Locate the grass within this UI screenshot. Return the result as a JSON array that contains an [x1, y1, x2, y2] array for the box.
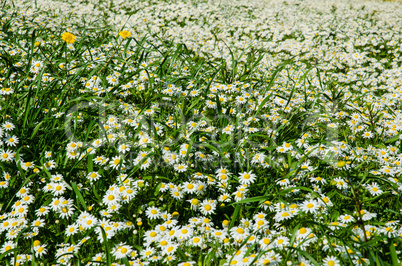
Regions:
[[0, 0, 402, 265]]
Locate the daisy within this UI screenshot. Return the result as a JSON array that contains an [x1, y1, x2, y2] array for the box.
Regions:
[[273, 236, 289, 249], [112, 244, 132, 259], [177, 226, 193, 240], [0, 180, 8, 188], [51, 183, 67, 196], [296, 227, 312, 240], [274, 210, 294, 222], [183, 182, 198, 194], [319, 194, 333, 207], [109, 156, 123, 170], [366, 182, 383, 196], [230, 226, 249, 242], [21, 194, 35, 204], [277, 179, 290, 187], [118, 143, 130, 154], [32, 219, 45, 228], [233, 190, 246, 202], [139, 135, 152, 146], [328, 221, 346, 230], [362, 131, 373, 139], [171, 188, 184, 200], [141, 247, 156, 258], [162, 243, 178, 255], [333, 177, 348, 190], [322, 256, 340, 266], [87, 172, 101, 183], [121, 187, 137, 201], [43, 160, 57, 170], [80, 215, 98, 230], [189, 236, 204, 247], [0, 150, 13, 162], [218, 193, 231, 202], [235, 95, 247, 104], [199, 199, 217, 215], [2, 122, 15, 131], [34, 244, 48, 258], [338, 214, 355, 223], [353, 258, 369, 265], [238, 171, 256, 185], [163, 255, 177, 263], [146, 207, 161, 220], [259, 237, 272, 250], [1, 241, 16, 255], [300, 200, 319, 214], [187, 198, 200, 211], [44, 151, 52, 158], [174, 164, 188, 173], [35, 206, 49, 217], [92, 139, 103, 148], [102, 191, 119, 206]]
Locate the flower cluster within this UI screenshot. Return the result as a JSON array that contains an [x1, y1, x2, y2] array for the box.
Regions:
[[0, 0, 402, 265]]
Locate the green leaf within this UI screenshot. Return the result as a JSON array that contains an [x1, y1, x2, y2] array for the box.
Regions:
[[121, 257, 131, 266], [389, 241, 399, 266], [229, 195, 269, 205], [71, 182, 87, 210], [99, 226, 112, 266], [176, 248, 187, 261], [229, 205, 241, 229]]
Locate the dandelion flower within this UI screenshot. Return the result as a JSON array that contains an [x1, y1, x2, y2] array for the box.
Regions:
[[119, 31, 131, 39], [62, 32, 76, 44]]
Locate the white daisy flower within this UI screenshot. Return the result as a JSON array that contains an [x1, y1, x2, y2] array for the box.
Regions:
[[145, 207, 161, 220], [238, 171, 257, 185]]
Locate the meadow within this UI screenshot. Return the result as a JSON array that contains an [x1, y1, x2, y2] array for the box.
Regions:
[[1, 0, 402, 265]]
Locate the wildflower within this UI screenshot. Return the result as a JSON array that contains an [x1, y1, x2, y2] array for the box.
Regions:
[[338, 214, 355, 223], [146, 207, 161, 220], [112, 243, 132, 259], [199, 199, 217, 215], [230, 226, 249, 242], [3, 122, 15, 131], [333, 177, 348, 190], [274, 210, 294, 222], [43, 160, 57, 170], [322, 256, 340, 266], [21, 161, 35, 171], [118, 143, 130, 154], [296, 227, 312, 240], [87, 172, 101, 183], [109, 156, 123, 169], [0, 150, 13, 162], [62, 32, 76, 44], [362, 131, 373, 139], [1, 241, 16, 256], [238, 171, 256, 185], [273, 236, 289, 249], [174, 164, 188, 173], [35, 206, 49, 217], [366, 182, 383, 196], [119, 31, 131, 39], [300, 200, 319, 214]]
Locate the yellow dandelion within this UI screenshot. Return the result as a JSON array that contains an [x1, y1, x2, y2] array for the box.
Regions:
[[61, 32, 76, 44]]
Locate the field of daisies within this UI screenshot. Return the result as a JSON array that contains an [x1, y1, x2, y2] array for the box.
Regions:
[[1, 0, 402, 265]]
